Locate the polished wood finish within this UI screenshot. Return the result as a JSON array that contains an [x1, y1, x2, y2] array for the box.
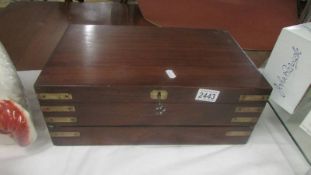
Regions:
[[35, 25, 271, 145], [244, 50, 271, 68], [49, 126, 253, 145], [0, 2, 152, 70], [36, 25, 271, 90]]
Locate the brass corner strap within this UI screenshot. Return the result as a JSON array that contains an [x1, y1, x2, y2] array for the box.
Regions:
[[231, 117, 257, 123], [41, 106, 76, 112], [45, 117, 77, 123], [38, 93, 72, 100], [50, 131, 80, 137], [235, 106, 263, 113], [225, 131, 251, 137], [239, 95, 269, 102]]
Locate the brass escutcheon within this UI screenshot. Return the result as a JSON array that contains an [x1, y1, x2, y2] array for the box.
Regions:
[[150, 90, 168, 100]]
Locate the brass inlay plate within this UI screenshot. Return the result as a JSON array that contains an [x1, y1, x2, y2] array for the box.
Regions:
[[235, 107, 263, 113], [50, 131, 80, 138], [231, 117, 258, 123], [41, 106, 76, 112], [239, 95, 269, 102], [45, 117, 77, 123], [225, 131, 251, 137], [150, 90, 168, 100], [38, 93, 72, 100]]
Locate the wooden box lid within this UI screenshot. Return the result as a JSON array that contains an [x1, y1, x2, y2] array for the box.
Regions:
[[35, 25, 271, 103]]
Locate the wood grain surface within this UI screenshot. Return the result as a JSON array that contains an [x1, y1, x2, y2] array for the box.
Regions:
[[36, 25, 271, 91]]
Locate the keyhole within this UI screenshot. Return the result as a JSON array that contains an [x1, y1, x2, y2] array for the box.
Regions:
[[156, 91, 166, 115], [157, 91, 162, 99]]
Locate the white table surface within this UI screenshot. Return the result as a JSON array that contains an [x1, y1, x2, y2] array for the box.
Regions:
[[0, 70, 310, 175]]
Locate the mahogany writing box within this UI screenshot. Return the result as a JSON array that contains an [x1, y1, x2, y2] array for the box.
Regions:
[[35, 25, 271, 145]]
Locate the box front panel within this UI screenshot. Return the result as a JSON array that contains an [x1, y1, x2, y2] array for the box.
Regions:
[[48, 126, 253, 145], [41, 102, 265, 126]]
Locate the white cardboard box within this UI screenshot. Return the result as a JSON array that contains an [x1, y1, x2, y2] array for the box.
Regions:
[[263, 22, 311, 114]]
